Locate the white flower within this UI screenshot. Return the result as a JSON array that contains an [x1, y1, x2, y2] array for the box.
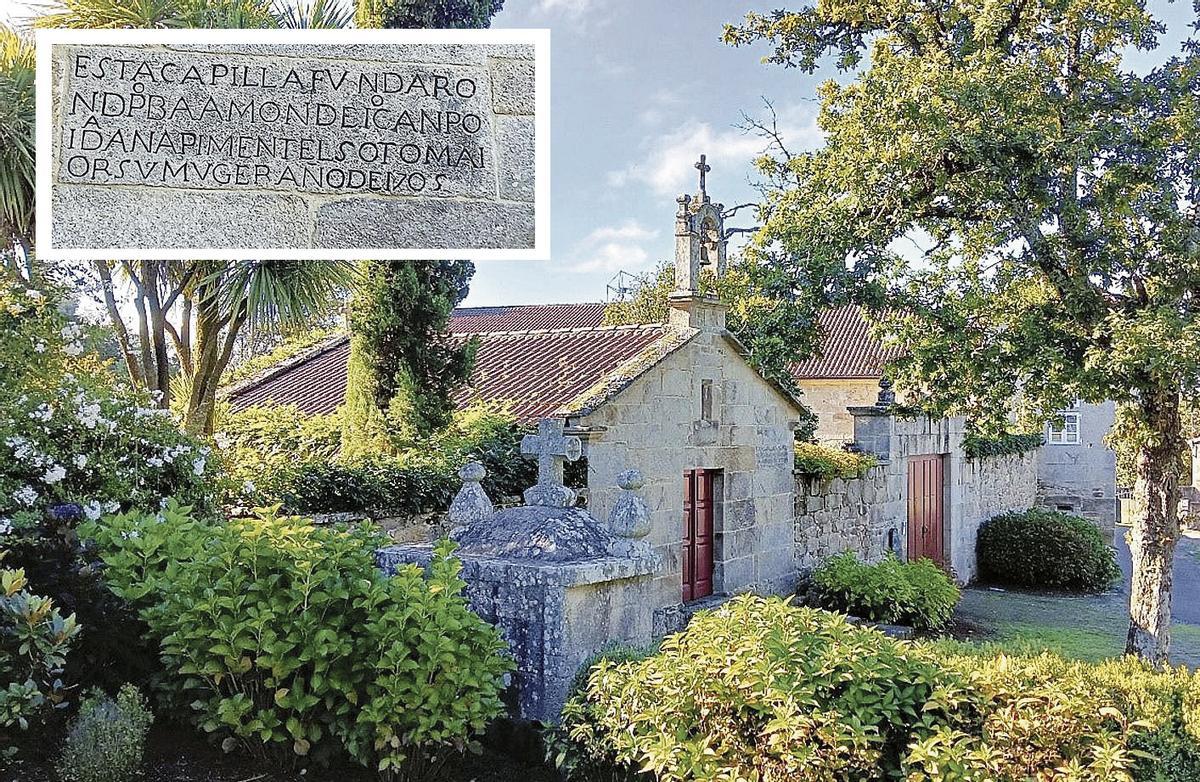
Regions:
[[64, 341, 84, 357], [13, 486, 37, 507], [103, 501, 119, 513], [83, 501, 102, 521], [30, 404, 52, 422], [0, 518, 11, 536], [192, 456, 206, 476], [74, 455, 88, 469], [41, 465, 66, 484], [24, 289, 44, 301], [61, 324, 81, 340], [243, 480, 256, 494], [120, 529, 141, 541], [77, 402, 102, 429], [147, 456, 164, 468], [33, 340, 46, 354]]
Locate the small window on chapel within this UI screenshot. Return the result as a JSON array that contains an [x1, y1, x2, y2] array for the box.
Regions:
[[700, 379, 714, 422], [1048, 409, 1082, 445]]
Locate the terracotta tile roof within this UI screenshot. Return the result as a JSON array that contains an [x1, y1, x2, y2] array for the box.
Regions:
[[225, 336, 350, 415], [224, 300, 890, 419], [449, 302, 608, 333], [455, 325, 672, 421], [225, 311, 672, 422], [790, 305, 900, 380]]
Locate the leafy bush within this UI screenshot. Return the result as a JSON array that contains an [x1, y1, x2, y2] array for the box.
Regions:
[[56, 684, 153, 782], [559, 596, 1155, 782], [793, 442, 877, 479], [84, 505, 510, 778], [220, 402, 544, 516], [548, 644, 658, 782], [977, 508, 1121, 592], [0, 558, 80, 760], [809, 552, 960, 633], [962, 431, 1045, 458]]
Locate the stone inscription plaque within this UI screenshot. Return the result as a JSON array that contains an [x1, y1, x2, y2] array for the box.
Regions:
[[47, 40, 538, 252]]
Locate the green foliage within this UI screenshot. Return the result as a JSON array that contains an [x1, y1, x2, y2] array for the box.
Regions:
[[962, 431, 1045, 459], [977, 509, 1122, 592], [84, 505, 511, 777], [222, 402, 540, 516], [723, 0, 1199, 661], [0, 559, 80, 760], [342, 261, 476, 456], [0, 26, 34, 251], [809, 552, 960, 633], [793, 442, 877, 480], [56, 685, 153, 782], [547, 644, 658, 782], [356, 0, 503, 29], [560, 596, 1162, 782]]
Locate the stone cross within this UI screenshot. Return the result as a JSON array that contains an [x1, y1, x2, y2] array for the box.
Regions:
[[694, 154, 710, 197], [521, 418, 582, 507]]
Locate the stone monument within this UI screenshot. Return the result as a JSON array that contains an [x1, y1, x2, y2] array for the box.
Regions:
[[377, 417, 661, 722], [46, 37, 538, 251]]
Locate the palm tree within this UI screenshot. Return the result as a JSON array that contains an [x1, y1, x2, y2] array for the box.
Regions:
[[35, 0, 356, 432], [0, 24, 34, 278]]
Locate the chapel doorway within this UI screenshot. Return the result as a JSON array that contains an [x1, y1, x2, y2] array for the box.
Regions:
[[682, 468, 716, 602], [906, 455, 945, 565]]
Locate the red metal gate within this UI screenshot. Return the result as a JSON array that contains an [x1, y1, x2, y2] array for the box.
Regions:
[[682, 468, 715, 602], [906, 455, 945, 565]]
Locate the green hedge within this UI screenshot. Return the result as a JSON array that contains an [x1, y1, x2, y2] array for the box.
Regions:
[[82, 503, 511, 777], [809, 552, 960, 633], [558, 596, 1199, 782], [793, 442, 878, 480], [977, 508, 1121, 592], [962, 431, 1045, 458]]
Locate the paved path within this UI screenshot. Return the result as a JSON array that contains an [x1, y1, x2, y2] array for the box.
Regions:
[[1115, 530, 1199, 625]]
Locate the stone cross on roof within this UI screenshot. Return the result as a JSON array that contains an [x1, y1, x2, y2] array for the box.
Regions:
[[694, 154, 710, 197], [521, 418, 582, 507]]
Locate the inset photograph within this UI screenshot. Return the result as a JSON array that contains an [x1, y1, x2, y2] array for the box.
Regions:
[[37, 29, 547, 258]]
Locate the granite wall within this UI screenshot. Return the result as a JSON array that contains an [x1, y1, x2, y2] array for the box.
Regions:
[[49, 41, 536, 250], [793, 410, 1039, 584]]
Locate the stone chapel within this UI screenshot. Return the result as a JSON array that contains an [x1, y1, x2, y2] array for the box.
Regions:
[[228, 166, 809, 631]]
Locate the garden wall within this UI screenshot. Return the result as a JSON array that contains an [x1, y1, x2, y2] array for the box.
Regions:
[[794, 408, 1039, 584]]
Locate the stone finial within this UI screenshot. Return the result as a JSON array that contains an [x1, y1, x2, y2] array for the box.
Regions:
[[449, 460, 494, 528], [520, 418, 582, 507], [876, 376, 896, 408], [608, 469, 651, 540]]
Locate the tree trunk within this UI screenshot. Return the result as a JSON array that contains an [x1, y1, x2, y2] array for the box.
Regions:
[[1125, 387, 1184, 664], [142, 262, 172, 408], [94, 261, 144, 387]]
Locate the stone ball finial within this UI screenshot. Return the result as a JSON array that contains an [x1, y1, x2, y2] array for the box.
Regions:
[[608, 468, 651, 545], [876, 376, 896, 408], [450, 460, 494, 530], [459, 460, 487, 483], [616, 468, 644, 491]]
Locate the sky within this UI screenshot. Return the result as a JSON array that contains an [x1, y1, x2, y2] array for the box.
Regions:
[[2, 0, 1197, 308]]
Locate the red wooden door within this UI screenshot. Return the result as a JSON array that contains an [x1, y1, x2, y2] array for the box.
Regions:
[[906, 455, 945, 565], [682, 469, 715, 602]]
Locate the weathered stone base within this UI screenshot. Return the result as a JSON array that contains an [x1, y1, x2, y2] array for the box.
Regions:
[[377, 544, 660, 723]]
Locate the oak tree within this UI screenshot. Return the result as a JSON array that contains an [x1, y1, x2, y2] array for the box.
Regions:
[[726, 0, 1200, 662]]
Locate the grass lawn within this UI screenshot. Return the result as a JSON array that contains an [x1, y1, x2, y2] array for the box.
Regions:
[[954, 586, 1200, 668]]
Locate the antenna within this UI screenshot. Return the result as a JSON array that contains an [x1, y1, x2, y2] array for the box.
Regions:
[[606, 270, 641, 302]]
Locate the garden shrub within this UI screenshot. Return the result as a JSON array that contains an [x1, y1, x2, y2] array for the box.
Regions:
[[961, 431, 1045, 458], [56, 684, 153, 782], [0, 278, 219, 691], [84, 505, 510, 778], [549, 644, 658, 782], [793, 442, 877, 479], [809, 552, 960, 633], [559, 596, 1153, 782], [0, 557, 80, 760], [977, 508, 1121, 592]]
